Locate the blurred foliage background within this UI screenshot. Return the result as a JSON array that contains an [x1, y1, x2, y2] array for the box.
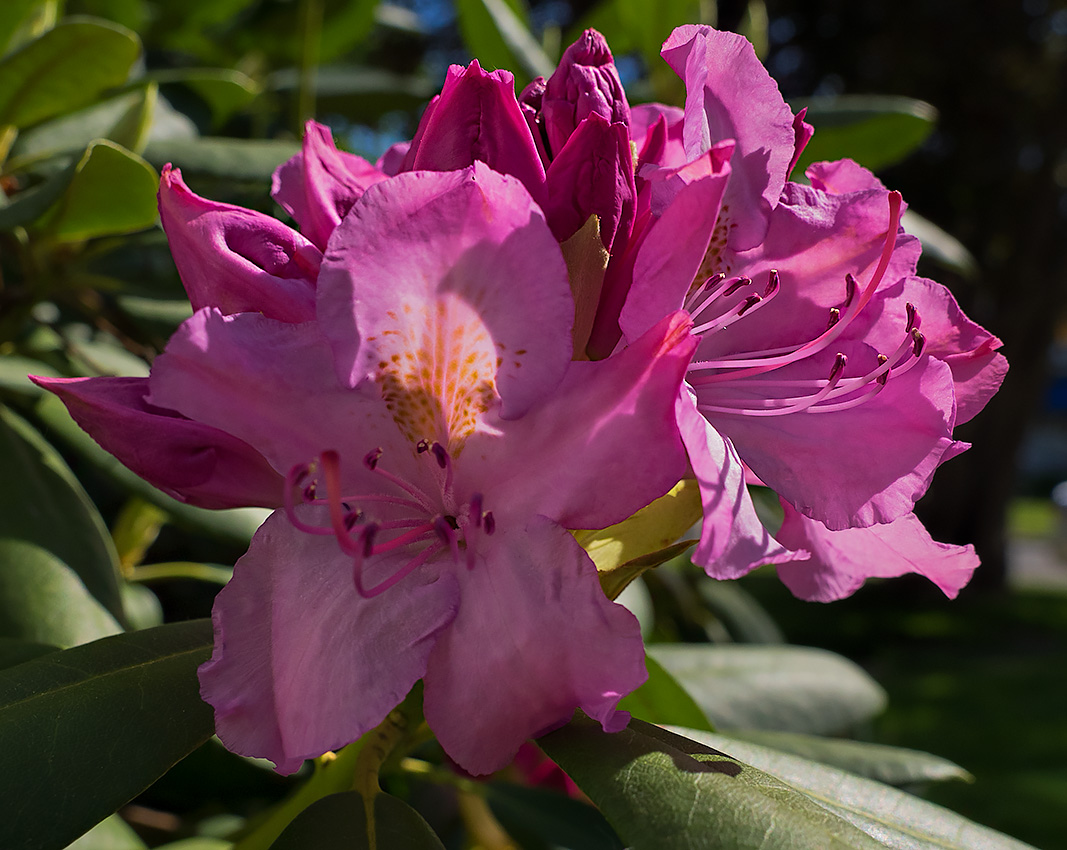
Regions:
[[1, 0, 1065, 848]]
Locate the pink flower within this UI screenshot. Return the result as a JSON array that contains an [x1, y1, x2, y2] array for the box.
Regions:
[[44, 163, 696, 775]]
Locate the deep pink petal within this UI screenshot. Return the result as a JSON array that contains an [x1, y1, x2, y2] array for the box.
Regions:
[[271, 120, 388, 250], [630, 103, 687, 169], [542, 29, 631, 158], [518, 76, 551, 166], [200, 512, 459, 774], [661, 25, 797, 249], [318, 164, 573, 423], [423, 518, 645, 776], [401, 61, 547, 207], [543, 112, 635, 251], [788, 107, 815, 178], [775, 501, 979, 601], [707, 353, 961, 530], [376, 140, 411, 175], [158, 165, 320, 323], [465, 311, 695, 531], [33, 375, 282, 509], [676, 389, 795, 577]]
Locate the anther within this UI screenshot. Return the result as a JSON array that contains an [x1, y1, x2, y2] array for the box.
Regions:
[[905, 302, 919, 333], [843, 274, 858, 308], [416, 439, 430, 453], [764, 270, 780, 297], [364, 447, 383, 470], [737, 294, 762, 316], [911, 329, 925, 356], [470, 493, 484, 527], [361, 524, 378, 557], [483, 512, 496, 535], [829, 353, 847, 381], [723, 276, 751, 297], [431, 442, 449, 470], [827, 307, 841, 330]]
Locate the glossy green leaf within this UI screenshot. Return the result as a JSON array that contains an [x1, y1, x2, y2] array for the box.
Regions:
[[64, 814, 147, 849], [649, 644, 887, 735], [724, 729, 972, 786], [121, 582, 164, 630], [142, 136, 300, 184], [155, 840, 232, 850], [539, 715, 884, 850], [0, 0, 48, 57], [675, 729, 1039, 850], [902, 208, 979, 278], [793, 95, 938, 175], [0, 405, 125, 622], [270, 791, 445, 850], [0, 620, 215, 850], [0, 539, 122, 645], [35, 393, 268, 547], [619, 653, 714, 732], [0, 153, 78, 230], [0, 637, 57, 670], [318, 0, 381, 64], [8, 85, 157, 167], [150, 69, 259, 128], [42, 140, 158, 241], [487, 782, 624, 849], [0, 17, 141, 129], [456, 0, 554, 81]]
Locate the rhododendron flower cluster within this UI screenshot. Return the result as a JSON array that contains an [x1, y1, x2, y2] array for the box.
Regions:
[[35, 23, 1005, 775]]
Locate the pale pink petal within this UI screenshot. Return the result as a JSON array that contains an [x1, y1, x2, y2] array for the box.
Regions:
[[806, 158, 887, 194], [400, 61, 547, 207], [158, 165, 320, 323], [318, 164, 573, 422], [423, 518, 645, 776], [775, 501, 979, 601], [200, 512, 459, 774], [661, 25, 797, 249], [676, 389, 795, 577], [271, 120, 388, 250], [464, 311, 695, 531], [33, 375, 282, 509]]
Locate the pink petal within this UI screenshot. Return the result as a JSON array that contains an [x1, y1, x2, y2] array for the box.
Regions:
[[318, 164, 574, 422], [543, 112, 635, 251], [542, 29, 631, 158], [775, 500, 979, 601], [788, 107, 815, 177], [200, 512, 459, 773], [464, 311, 695, 531], [376, 140, 411, 175], [676, 389, 795, 577], [271, 120, 388, 250], [33, 375, 282, 509], [630, 103, 687, 169], [400, 61, 547, 207], [423, 517, 645, 775], [661, 25, 797, 249], [806, 158, 887, 194], [158, 165, 320, 323]]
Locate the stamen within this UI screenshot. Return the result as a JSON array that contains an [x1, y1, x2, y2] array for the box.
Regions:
[[434, 516, 462, 565], [284, 462, 335, 536], [353, 540, 446, 599], [470, 493, 483, 528], [364, 447, 382, 470], [483, 512, 496, 535]]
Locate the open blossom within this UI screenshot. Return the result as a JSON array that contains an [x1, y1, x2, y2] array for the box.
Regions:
[[38, 162, 696, 775]]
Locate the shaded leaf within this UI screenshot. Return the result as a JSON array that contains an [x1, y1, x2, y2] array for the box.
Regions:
[[456, 0, 554, 82], [0, 405, 125, 622], [0, 620, 215, 850], [674, 729, 1039, 850], [142, 136, 300, 184], [0, 637, 58, 670], [696, 578, 785, 644], [649, 644, 887, 735], [539, 715, 884, 850], [487, 782, 624, 850], [42, 140, 159, 241], [723, 728, 972, 787], [64, 814, 147, 849], [618, 653, 714, 732], [151, 69, 260, 129], [0, 153, 78, 231], [902, 208, 979, 279], [0, 17, 140, 128], [794, 95, 938, 174], [0, 354, 59, 396], [270, 791, 445, 850]]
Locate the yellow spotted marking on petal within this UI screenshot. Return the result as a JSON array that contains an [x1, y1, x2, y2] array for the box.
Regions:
[[372, 294, 502, 453], [691, 204, 738, 295]]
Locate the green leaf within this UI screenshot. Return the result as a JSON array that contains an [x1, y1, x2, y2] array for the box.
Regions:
[[64, 814, 147, 849], [121, 582, 164, 630], [456, 0, 555, 82], [901, 208, 979, 279], [0, 0, 48, 58], [793, 95, 938, 175], [0, 152, 78, 230], [154, 840, 232, 850], [0, 405, 125, 623], [0, 620, 215, 850], [0, 637, 58, 670], [35, 393, 268, 548], [486, 782, 624, 850], [539, 715, 885, 850], [150, 69, 259, 129], [696, 579, 785, 644], [648, 644, 887, 735], [270, 791, 445, 850], [42, 139, 159, 241], [0, 539, 122, 645], [0, 17, 141, 129], [142, 136, 300, 184], [0, 354, 59, 396], [723, 729, 973, 786], [673, 729, 1040, 850], [619, 653, 714, 732]]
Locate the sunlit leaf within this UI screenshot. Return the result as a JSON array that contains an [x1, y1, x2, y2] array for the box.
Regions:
[[649, 644, 887, 734], [793, 95, 938, 175], [673, 729, 1039, 850], [0, 0, 48, 57], [270, 791, 445, 850], [539, 715, 884, 849], [0, 405, 125, 622], [0, 17, 140, 129], [619, 652, 714, 732], [64, 814, 147, 849], [0, 620, 215, 850], [456, 0, 554, 81]]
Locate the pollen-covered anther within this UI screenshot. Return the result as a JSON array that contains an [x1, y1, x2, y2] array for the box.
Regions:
[[364, 447, 383, 470], [911, 328, 925, 356]]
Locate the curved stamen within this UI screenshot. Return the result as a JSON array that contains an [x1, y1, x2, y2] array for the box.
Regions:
[[284, 463, 336, 536], [353, 540, 446, 599]]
